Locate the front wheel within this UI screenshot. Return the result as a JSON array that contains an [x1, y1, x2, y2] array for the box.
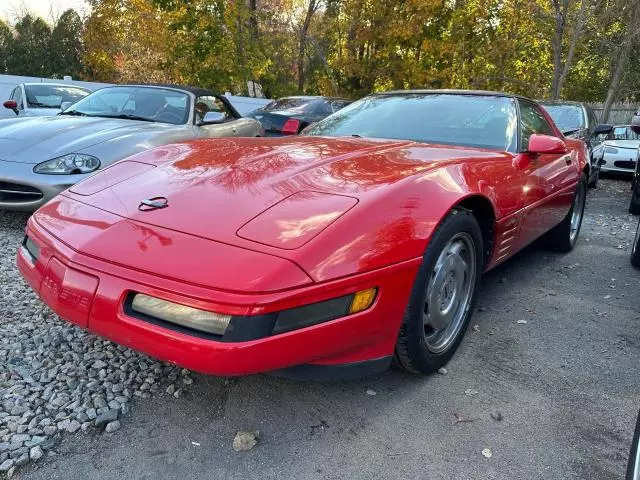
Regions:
[[394, 209, 483, 374], [544, 173, 587, 252], [629, 178, 640, 215], [588, 167, 599, 189], [631, 220, 640, 268]]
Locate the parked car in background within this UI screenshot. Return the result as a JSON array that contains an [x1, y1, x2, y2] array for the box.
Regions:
[[0, 84, 263, 211], [628, 113, 640, 214], [3, 83, 91, 117], [627, 409, 640, 478], [246, 96, 352, 136], [539, 100, 612, 187], [17, 90, 590, 380], [592, 125, 640, 176]]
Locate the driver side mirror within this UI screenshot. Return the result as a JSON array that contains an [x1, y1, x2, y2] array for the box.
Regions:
[[199, 111, 226, 125], [528, 134, 567, 155], [593, 124, 613, 136], [3, 100, 18, 115], [60, 101, 73, 112]]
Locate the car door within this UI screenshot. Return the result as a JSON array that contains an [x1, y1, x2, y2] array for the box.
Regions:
[[517, 100, 576, 242]]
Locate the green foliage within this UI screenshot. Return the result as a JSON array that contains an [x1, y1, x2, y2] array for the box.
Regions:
[[50, 9, 84, 78], [6, 15, 52, 77]]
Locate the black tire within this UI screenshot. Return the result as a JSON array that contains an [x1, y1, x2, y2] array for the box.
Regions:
[[629, 178, 640, 215], [631, 220, 640, 268], [394, 209, 483, 374], [588, 167, 599, 189], [544, 173, 587, 253]]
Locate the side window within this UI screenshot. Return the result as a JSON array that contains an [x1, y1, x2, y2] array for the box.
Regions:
[[518, 100, 555, 151], [194, 96, 233, 123]]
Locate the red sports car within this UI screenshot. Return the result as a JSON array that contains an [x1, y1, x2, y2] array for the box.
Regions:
[[17, 90, 589, 380]]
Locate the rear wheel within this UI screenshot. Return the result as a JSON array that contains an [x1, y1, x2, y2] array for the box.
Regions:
[[394, 209, 483, 374], [544, 173, 587, 252], [631, 220, 640, 268], [629, 178, 640, 215]]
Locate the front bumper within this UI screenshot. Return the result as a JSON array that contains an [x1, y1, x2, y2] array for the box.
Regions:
[[599, 151, 637, 174], [17, 217, 419, 377], [0, 159, 89, 211]]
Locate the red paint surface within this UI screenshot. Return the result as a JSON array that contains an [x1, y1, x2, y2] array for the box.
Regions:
[[18, 128, 586, 375]]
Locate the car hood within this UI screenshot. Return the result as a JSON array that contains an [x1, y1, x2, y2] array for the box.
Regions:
[[0, 116, 182, 164], [604, 139, 640, 150], [62, 136, 503, 249]]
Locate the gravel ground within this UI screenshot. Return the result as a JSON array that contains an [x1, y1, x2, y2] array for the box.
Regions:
[[0, 178, 638, 480]]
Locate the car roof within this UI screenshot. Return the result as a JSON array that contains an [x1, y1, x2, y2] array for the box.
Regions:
[[22, 82, 91, 90], [537, 100, 585, 106], [376, 89, 535, 102], [119, 83, 219, 97], [276, 96, 352, 102]]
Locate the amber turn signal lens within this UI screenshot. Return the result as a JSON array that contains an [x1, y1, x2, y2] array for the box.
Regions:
[[349, 288, 377, 314]]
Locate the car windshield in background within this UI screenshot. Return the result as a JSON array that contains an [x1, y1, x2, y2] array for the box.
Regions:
[[261, 98, 315, 113], [63, 86, 190, 125], [540, 104, 584, 134], [24, 85, 89, 108], [607, 126, 640, 141], [305, 94, 518, 152]]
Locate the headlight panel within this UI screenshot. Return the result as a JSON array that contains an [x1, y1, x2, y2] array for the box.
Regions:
[[34, 154, 100, 175], [603, 147, 618, 155], [126, 288, 378, 342]]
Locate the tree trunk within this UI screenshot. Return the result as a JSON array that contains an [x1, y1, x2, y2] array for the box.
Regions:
[[297, 0, 318, 93], [601, 0, 640, 122], [550, 0, 569, 99], [555, 0, 589, 97]]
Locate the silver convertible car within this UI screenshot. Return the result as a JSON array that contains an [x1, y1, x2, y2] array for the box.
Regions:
[[0, 84, 264, 211]]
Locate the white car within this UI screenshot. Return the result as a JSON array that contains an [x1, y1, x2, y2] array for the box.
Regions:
[[593, 125, 640, 174], [3, 83, 91, 118]]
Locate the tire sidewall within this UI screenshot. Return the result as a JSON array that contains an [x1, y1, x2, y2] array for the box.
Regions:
[[402, 210, 483, 371]]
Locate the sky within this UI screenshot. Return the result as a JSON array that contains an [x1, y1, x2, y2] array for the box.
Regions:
[[0, 0, 89, 23]]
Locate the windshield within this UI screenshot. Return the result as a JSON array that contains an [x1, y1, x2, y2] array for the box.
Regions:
[[305, 94, 518, 152], [606, 126, 640, 141], [64, 86, 190, 125], [24, 85, 89, 108], [539, 104, 585, 133], [261, 98, 317, 113]]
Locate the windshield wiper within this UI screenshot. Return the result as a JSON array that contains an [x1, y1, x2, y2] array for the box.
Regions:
[[100, 114, 155, 122], [28, 102, 54, 108], [60, 110, 90, 116], [562, 128, 581, 136]]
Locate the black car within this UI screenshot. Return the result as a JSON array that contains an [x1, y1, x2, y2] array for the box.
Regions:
[[539, 100, 612, 188], [246, 96, 352, 136], [628, 409, 640, 479], [628, 111, 640, 215]]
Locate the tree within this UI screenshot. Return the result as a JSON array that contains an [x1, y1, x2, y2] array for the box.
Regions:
[[50, 9, 84, 78], [6, 14, 52, 77], [601, 0, 640, 121], [0, 20, 12, 74]]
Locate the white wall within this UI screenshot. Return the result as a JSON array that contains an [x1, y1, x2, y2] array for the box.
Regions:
[[224, 92, 271, 115]]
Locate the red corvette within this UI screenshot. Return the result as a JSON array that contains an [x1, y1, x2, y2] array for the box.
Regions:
[[17, 90, 589, 379]]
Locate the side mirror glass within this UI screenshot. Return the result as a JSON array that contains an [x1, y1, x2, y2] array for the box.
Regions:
[[199, 111, 226, 125], [3, 100, 18, 115], [528, 134, 567, 155], [60, 101, 73, 112], [593, 124, 613, 136]]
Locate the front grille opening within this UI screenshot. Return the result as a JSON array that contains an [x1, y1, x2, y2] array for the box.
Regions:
[[614, 160, 636, 170], [0, 182, 43, 203]]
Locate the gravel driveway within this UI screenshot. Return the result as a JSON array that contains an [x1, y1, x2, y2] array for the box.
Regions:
[[1, 178, 638, 480]]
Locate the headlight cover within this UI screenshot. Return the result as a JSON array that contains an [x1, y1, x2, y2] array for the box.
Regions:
[[603, 147, 619, 155], [34, 154, 100, 175]]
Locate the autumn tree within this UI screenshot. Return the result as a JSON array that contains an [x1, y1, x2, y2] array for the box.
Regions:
[[0, 20, 11, 74]]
